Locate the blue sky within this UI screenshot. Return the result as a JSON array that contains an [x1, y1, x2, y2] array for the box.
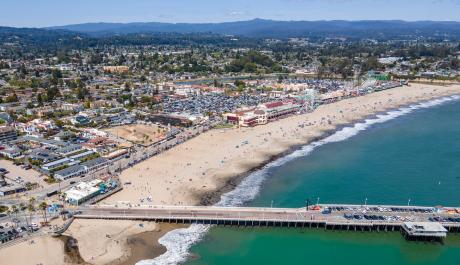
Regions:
[[1, 0, 460, 27]]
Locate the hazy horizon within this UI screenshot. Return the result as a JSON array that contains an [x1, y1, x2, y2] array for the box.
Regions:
[[2, 18, 460, 30], [51, 18, 460, 27], [1, 0, 459, 28]]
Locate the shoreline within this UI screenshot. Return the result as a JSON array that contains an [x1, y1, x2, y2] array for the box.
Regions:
[[115, 224, 184, 265], [147, 84, 460, 264], [2, 83, 460, 265], [195, 128, 337, 206], [194, 92, 460, 208]]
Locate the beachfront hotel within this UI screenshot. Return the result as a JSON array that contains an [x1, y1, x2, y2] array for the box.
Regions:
[[223, 100, 302, 127]]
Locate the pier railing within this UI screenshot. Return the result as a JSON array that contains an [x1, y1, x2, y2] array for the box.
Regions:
[[70, 203, 460, 239]]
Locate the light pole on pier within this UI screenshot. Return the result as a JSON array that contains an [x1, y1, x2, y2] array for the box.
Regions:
[[407, 198, 411, 206], [316, 197, 320, 206], [306, 198, 313, 211], [271, 200, 273, 208], [365, 198, 368, 206]]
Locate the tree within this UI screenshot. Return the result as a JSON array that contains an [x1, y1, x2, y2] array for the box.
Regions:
[[60, 192, 67, 217], [124, 82, 131, 91], [30, 78, 41, 88], [57, 50, 69, 63], [19, 202, 27, 229], [46, 86, 59, 101], [0, 205, 8, 213], [39, 201, 48, 223], [27, 197, 36, 231], [84, 100, 91, 109], [337, 58, 353, 79], [51, 69, 62, 83], [11, 205, 17, 214], [19, 63, 28, 77], [118, 54, 126, 65], [361, 56, 381, 74], [11, 205, 19, 227], [278, 75, 284, 83], [5, 93, 18, 103], [234, 80, 245, 88], [37, 93, 43, 106], [6, 208, 12, 221], [77, 85, 89, 100]]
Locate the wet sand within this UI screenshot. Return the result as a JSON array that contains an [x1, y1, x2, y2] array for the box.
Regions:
[[2, 83, 460, 265], [60, 235, 90, 265], [117, 224, 184, 265]]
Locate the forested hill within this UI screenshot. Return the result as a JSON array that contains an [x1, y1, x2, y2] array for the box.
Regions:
[[49, 19, 460, 40], [0, 27, 84, 47], [1, 19, 460, 53], [0, 27, 259, 52]]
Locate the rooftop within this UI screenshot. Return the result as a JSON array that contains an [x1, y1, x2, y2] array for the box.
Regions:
[[402, 222, 448, 237], [65, 180, 102, 201]]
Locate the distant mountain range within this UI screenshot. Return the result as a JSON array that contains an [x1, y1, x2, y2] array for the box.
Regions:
[[48, 19, 460, 39], [1, 19, 460, 51]]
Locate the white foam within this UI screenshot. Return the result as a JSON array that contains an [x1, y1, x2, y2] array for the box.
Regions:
[[138, 95, 460, 265], [136, 224, 210, 265]]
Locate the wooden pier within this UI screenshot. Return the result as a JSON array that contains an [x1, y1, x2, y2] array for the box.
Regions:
[[60, 204, 460, 240]]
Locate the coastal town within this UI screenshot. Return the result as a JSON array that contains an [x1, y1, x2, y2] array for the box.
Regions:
[[0, 13, 460, 265]]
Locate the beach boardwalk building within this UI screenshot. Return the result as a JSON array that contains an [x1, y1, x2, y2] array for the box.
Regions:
[[223, 100, 301, 127], [402, 222, 448, 240], [64, 179, 103, 205], [54, 157, 110, 181]]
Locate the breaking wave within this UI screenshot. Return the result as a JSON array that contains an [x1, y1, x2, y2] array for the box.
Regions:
[[137, 94, 460, 265]]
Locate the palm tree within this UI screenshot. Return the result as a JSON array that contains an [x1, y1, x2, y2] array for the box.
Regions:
[[27, 203, 35, 231], [19, 202, 29, 230], [10, 205, 17, 216], [6, 209, 12, 225], [39, 202, 48, 224], [11, 205, 19, 228], [60, 193, 67, 218], [28, 197, 36, 224]]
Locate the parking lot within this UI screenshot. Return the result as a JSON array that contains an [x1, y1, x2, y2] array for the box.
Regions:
[[0, 218, 40, 244], [322, 205, 460, 223], [163, 93, 271, 115], [0, 160, 47, 190]]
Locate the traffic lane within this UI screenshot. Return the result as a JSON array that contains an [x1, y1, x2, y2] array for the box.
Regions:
[[76, 208, 457, 223], [78, 209, 338, 221], [82, 206, 445, 217]]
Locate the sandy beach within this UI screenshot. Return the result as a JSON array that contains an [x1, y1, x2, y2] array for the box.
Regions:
[[105, 83, 460, 208], [0, 220, 177, 265], [65, 219, 161, 265], [0, 236, 66, 265], [2, 83, 460, 265]]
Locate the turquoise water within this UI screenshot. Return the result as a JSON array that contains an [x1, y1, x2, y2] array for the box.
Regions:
[[185, 98, 460, 265]]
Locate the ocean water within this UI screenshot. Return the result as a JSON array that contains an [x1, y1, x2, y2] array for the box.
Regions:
[[140, 95, 460, 265]]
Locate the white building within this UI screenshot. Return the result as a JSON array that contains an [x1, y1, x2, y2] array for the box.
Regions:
[[64, 179, 102, 205]]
